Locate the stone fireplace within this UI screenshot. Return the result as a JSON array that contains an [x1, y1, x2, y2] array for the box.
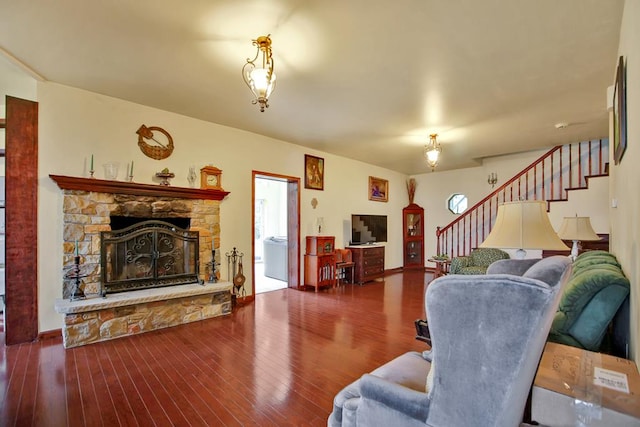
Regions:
[[50, 175, 232, 348]]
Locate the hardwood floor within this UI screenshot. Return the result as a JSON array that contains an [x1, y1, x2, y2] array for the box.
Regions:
[[0, 271, 431, 426]]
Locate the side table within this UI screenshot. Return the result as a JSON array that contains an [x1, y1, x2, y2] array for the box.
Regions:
[[428, 258, 451, 278]]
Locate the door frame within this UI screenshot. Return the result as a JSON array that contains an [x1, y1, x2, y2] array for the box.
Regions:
[[252, 171, 300, 293]]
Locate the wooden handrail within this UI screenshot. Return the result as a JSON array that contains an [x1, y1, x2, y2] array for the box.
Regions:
[[436, 140, 608, 257]]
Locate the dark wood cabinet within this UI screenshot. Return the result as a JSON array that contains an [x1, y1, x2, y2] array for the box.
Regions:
[[304, 236, 336, 292], [403, 203, 424, 269], [348, 245, 385, 284]]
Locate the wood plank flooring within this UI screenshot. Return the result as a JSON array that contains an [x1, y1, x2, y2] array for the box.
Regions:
[[0, 271, 431, 426]]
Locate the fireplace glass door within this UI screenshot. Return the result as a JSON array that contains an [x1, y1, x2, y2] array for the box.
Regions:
[[101, 220, 199, 295]]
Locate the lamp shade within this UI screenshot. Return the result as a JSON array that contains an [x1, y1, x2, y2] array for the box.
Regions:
[[557, 216, 601, 241], [480, 201, 569, 252]]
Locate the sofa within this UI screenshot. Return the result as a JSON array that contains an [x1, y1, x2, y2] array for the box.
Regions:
[[449, 248, 510, 275], [546, 250, 630, 354], [328, 255, 572, 427]]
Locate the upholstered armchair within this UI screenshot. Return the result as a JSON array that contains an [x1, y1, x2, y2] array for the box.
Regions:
[[449, 247, 510, 275], [328, 256, 572, 427]]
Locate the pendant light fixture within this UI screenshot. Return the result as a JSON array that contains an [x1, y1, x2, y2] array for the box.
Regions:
[[424, 134, 442, 171], [242, 35, 276, 112]]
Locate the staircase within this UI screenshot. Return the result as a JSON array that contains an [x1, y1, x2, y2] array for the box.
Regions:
[[436, 139, 609, 258]]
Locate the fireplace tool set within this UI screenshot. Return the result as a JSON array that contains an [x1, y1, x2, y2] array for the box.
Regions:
[[226, 247, 246, 299]]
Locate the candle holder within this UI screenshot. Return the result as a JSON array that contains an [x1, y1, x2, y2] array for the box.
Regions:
[[156, 171, 175, 186], [64, 256, 87, 301], [207, 261, 218, 283], [128, 173, 134, 183], [89, 169, 95, 179], [208, 249, 218, 283]]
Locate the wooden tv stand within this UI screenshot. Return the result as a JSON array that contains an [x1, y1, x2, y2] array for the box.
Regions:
[[348, 245, 385, 284]]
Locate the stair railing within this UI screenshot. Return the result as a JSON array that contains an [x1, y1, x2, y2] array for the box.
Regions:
[[436, 139, 608, 258]]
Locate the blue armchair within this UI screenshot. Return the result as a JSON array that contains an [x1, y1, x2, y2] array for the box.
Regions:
[[328, 256, 571, 427]]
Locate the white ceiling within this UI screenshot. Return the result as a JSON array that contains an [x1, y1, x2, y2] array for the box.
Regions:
[[0, 0, 624, 174]]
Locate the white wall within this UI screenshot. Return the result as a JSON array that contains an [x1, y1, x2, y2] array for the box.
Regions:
[[35, 82, 407, 332], [611, 0, 640, 364]]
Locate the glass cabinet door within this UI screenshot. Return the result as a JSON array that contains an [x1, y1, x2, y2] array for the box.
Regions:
[[405, 241, 423, 264], [405, 213, 422, 237]]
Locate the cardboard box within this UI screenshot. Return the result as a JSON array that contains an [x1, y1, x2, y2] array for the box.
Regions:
[[532, 342, 640, 426]]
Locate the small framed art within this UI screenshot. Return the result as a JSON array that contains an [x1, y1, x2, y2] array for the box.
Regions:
[[304, 154, 324, 190], [369, 176, 388, 202], [613, 55, 627, 165]]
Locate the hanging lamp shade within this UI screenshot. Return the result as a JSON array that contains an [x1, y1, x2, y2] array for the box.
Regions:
[[424, 134, 441, 171], [242, 35, 276, 112]]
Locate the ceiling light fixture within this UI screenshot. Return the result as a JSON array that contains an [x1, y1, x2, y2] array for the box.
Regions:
[[242, 35, 276, 112], [424, 134, 442, 171]]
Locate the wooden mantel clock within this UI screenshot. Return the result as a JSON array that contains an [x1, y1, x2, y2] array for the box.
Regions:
[[200, 166, 223, 190]]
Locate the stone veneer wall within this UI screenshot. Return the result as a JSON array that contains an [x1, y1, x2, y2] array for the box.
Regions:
[[61, 190, 220, 298]]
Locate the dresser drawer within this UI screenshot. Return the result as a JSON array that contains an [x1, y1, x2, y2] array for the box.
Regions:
[[363, 247, 384, 258], [363, 256, 384, 267], [363, 265, 384, 276]]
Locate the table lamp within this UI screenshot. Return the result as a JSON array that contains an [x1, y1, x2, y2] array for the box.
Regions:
[[480, 200, 569, 259], [557, 215, 601, 260]]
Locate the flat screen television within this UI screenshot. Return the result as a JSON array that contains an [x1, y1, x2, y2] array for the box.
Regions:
[[351, 214, 387, 244]]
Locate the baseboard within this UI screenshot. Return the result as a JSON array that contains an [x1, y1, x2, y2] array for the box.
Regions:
[[38, 329, 62, 340]]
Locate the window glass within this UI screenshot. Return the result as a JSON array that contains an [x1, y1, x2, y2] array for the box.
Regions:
[[447, 193, 468, 214]]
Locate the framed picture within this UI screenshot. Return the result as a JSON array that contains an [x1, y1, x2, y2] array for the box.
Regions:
[[304, 154, 324, 190], [369, 176, 388, 202], [613, 55, 627, 165]]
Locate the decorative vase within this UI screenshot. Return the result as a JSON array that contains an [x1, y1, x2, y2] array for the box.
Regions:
[[406, 178, 417, 204], [103, 162, 120, 180], [187, 166, 197, 188]]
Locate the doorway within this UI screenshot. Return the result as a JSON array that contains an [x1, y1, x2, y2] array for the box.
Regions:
[[252, 172, 300, 294]]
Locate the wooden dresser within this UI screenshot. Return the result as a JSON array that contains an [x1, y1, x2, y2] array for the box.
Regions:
[[348, 245, 385, 284], [304, 236, 336, 292]]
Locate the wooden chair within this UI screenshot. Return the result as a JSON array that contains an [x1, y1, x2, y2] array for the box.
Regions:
[[335, 249, 355, 285]]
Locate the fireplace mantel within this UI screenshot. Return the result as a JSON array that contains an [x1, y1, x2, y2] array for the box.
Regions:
[[49, 174, 230, 200]]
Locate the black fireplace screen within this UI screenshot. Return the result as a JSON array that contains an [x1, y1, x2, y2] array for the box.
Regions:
[[101, 220, 199, 296]]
